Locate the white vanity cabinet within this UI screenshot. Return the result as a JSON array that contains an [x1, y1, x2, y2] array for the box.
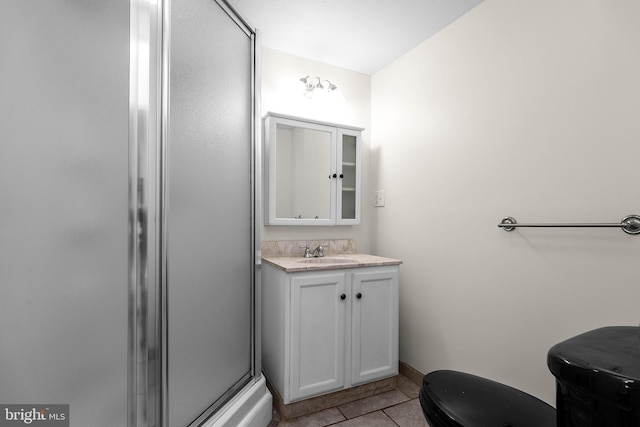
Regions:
[[264, 113, 363, 226], [261, 262, 399, 404]]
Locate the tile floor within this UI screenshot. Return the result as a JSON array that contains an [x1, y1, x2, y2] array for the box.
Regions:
[[268, 375, 428, 427]]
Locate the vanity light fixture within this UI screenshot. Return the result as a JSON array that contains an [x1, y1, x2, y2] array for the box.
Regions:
[[299, 75, 338, 98]]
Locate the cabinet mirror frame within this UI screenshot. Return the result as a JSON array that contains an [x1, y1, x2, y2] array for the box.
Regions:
[[264, 112, 363, 226]]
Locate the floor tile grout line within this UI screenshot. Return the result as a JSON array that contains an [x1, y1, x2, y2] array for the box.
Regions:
[[323, 410, 402, 427], [271, 374, 422, 426], [333, 395, 416, 425]]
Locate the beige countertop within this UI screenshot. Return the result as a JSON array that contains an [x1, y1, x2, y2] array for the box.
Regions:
[[261, 253, 402, 273]]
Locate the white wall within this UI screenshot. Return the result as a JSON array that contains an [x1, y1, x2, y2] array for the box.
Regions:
[[261, 48, 373, 251], [372, 0, 640, 404]]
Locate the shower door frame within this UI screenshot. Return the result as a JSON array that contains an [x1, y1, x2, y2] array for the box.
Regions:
[[129, 0, 261, 425]]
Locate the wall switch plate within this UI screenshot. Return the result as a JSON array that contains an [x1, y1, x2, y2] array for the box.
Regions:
[[375, 190, 385, 207]]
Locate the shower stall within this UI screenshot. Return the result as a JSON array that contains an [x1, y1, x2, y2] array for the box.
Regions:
[[0, 0, 271, 426]]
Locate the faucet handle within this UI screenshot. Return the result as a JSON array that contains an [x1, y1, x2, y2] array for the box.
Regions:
[[299, 245, 312, 258], [312, 245, 324, 257]]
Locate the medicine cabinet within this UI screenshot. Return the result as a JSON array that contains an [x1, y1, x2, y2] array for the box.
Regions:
[[264, 112, 363, 226]]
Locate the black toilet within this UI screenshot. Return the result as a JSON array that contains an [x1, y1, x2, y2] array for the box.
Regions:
[[419, 326, 640, 427]]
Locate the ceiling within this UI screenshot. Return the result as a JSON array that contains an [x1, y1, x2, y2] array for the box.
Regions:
[[231, 0, 484, 75]]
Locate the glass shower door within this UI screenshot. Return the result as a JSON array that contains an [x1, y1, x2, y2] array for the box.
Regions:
[[0, 1, 130, 426], [1, 1, 258, 425], [164, 0, 255, 425]]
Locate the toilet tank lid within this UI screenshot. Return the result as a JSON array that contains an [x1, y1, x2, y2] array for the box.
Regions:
[[548, 326, 640, 402]]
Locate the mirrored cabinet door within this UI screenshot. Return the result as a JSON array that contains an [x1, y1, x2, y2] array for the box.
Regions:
[[264, 113, 363, 226], [274, 120, 336, 222]]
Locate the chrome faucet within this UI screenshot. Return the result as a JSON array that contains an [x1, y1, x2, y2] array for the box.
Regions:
[[299, 244, 325, 258], [300, 245, 313, 258], [311, 245, 324, 257]]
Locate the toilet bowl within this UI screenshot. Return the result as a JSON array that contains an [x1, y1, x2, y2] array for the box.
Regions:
[[419, 326, 640, 427]]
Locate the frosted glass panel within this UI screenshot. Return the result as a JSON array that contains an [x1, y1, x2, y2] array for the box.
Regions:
[[167, 0, 253, 425], [0, 1, 130, 426], [341, 135, 358, 220]]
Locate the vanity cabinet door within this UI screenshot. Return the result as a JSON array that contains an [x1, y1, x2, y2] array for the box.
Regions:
[[290, 272, 347, 401], [351, 268, 399, 386]]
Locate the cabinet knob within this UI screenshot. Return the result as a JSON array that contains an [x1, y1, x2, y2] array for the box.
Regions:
[[332, 173, 338, 178], [339, 173, 344, 179], [356, 292, 362, 299], [340, 293, 346, 300]]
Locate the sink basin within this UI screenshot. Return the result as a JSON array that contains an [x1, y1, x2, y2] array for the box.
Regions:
[[298, 258, 357, 264]]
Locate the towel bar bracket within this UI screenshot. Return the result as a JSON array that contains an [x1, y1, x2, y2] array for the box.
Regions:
[[499, 217, 517, 232], [621, 215, 640, 234], [498, 214, 640, 235]]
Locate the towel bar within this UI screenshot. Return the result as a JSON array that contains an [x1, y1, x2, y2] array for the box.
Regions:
[[498, 214, 640, 235]]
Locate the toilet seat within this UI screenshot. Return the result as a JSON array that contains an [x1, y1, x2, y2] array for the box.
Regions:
[[419, 370, 556, 427]]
